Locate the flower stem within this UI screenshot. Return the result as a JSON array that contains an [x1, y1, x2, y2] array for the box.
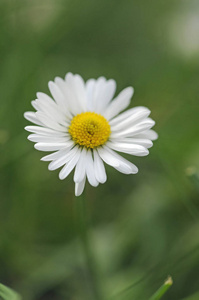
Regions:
[[75, 194, 103, 300], [149, 276, 173, 300]]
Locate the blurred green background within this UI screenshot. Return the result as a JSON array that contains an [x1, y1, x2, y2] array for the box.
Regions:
[[0, 0, 199, 299]]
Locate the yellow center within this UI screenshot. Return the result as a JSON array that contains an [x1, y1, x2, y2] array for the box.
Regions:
[[69, 112, 111, 149]]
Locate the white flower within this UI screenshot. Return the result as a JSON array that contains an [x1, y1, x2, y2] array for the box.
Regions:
[[24, 73, 158, 196]]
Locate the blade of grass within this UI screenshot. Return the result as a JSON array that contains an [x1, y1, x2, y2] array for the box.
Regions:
[[149, 276, 173, 300], [0, 283, 21, 300]]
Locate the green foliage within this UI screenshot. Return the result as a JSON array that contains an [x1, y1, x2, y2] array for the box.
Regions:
[[0, 0, 199, 299]]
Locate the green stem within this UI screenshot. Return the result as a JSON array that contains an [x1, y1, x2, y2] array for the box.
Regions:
[[75, 194, 103, 300], [0, 283, 21, 300], [149, 276, 173, 300]]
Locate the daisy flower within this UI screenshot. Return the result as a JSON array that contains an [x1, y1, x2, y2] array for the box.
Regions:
[[24, 73, 157, 196]]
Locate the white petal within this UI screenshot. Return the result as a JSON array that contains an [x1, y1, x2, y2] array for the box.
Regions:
[[31, 100, 39, 111], [110, 106, 147, 126], [103, 87, 134, 120], [34, 95, 56, 112], [103, 146, 138, 174], [24, 112, 43, 126], [86, 79, 96, 111], [74, 74, 87, 111], [36, 92, 66, 116], [133, 129, 158, 141], [59, 148, 81, 180], [100, 79, 116, 110], [74, 148, 87, 183], [85, 150, 99, 187], [93, 149, 107, 183], [37, 90, 71, 121], [75, 175, 86, 196], [65, 73, 86, 113], [34, 141, 73, 152], [48, 146, 79, 171], [57, 75, 81, 116], [106, 141, 149, 156], [33, 98, 69, 127], [41, 147, 73, 161], [111, 108, 150, 132], [48, 81, 71, 116], [97, 147, 120, 167], [92, 77, 106, 111], [95, 79, 116, 113], [110, 118, 155, 139], [36, 111, 66, 132], [28, 134, 70, 143], [114, 164, 133, 174], [37, 92, 57, 107], [25, 126, 68, 137], [110, 138, 153, 148], [54, 77, 75, 114]]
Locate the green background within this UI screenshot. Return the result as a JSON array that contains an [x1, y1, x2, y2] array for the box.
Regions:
[[0, 0, 199, 299]]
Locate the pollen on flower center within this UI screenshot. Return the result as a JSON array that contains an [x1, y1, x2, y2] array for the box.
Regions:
[[69, 112, 111, 149]]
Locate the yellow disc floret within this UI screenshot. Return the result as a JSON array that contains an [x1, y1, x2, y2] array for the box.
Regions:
[[69, 112, 111, 149]]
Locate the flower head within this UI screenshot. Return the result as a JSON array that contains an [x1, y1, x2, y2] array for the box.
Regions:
[[24, 73, 157, 196]]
